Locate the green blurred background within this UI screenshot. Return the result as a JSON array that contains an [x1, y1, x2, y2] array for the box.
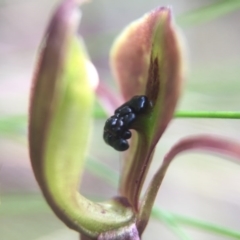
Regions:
[[1, 0, 240, 239]]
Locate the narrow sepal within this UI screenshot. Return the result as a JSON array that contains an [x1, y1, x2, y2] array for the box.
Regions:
[[137, 135, 240, 234]]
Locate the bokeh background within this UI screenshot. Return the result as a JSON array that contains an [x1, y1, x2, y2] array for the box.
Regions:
[[1, 0, 240, 239]]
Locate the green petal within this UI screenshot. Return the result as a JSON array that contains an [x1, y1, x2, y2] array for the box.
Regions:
[[29, 0, 134, 237]]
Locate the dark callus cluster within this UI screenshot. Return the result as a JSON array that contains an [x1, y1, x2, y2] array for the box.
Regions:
[[103, 95, 151, 151]]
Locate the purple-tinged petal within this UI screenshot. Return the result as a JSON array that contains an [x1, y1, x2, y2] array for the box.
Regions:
[[96, 81, 124, 116], [112, 7, 185, 210], [111, 7, 185, 102], [137, 135, 240, 234]]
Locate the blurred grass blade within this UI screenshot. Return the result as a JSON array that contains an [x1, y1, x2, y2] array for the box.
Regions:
[[0, 115, 27, 135], [152, 207, 240, 240], [154, 211, 192, 240], [177, 0, 240, 27]]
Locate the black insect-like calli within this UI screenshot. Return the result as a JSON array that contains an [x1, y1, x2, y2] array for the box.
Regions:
[[103, 95, 151, 151]]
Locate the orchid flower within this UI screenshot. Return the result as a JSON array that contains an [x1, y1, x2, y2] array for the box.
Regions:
[[28, 0, 240, 240]]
